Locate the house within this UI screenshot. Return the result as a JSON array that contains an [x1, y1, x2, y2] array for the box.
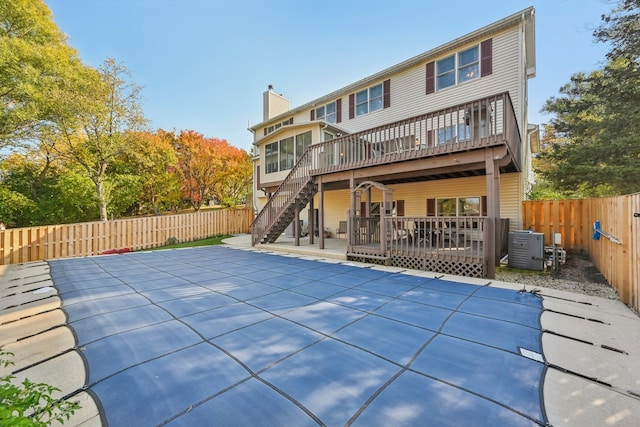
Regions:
[[249, 7, 537, 278]]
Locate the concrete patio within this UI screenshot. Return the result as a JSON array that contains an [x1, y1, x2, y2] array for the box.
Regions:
[[1, 235, 638, 426]]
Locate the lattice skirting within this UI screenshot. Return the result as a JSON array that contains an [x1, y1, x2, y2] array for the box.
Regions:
[[390, 255, 485, 278]]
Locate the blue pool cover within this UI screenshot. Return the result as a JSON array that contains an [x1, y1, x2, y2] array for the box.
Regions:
[[50, 246, 548, 426]]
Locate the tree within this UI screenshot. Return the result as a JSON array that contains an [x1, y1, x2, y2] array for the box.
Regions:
[[0, 150, 99, 226], [50, 58, 147, 220], [539, 0, 640, 196], [211, 145, 252, 207], [125, 130, 181, 215], [173, 130, 224, 210], [0, 0, 86, 148]]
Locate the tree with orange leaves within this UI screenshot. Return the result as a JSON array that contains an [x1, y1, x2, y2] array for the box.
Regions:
[[173, 130, 250, 210]]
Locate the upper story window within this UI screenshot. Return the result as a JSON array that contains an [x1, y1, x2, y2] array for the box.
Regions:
[[436, 45, 478, 90], [264, 118, 293, 136], [355, 83, 383, 116], [427, 40, 490, 95], [315, 102, 337, 123]]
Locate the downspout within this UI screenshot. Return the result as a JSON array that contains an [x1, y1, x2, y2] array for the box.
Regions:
[[247, 124, 259, 215]]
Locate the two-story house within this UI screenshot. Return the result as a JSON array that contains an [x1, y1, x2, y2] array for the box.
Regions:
[[249, 7, 537, 279]]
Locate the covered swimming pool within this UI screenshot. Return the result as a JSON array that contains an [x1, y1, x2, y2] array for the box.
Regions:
[[50, 246, 548, 426]]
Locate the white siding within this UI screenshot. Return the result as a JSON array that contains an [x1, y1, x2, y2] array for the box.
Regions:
[[315, 26, 525, 137]]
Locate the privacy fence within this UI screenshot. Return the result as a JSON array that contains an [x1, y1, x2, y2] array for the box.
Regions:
[[0, 208, 254, 266], [523, 193, 640, 312]]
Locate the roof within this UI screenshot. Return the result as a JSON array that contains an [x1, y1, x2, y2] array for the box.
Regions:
[[250, 7, 535, 132], [252, 120, 350, 148]]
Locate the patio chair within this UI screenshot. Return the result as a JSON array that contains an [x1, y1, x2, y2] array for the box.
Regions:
[[336, 221, 347, 239]]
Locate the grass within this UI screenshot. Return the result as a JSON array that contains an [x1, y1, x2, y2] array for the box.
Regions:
[[149, 235, 230, 250]]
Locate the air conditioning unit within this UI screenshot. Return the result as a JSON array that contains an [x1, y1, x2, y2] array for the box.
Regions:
[[508, 231, 544, 271]]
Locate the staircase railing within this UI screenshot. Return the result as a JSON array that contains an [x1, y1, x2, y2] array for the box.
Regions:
[[251, 146, 316, 245]]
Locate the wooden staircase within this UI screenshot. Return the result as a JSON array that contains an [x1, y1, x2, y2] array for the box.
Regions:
[[258, 179, 316, 244]]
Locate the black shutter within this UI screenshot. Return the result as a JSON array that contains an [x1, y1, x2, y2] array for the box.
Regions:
[[336, 98, 342, 123], [383, 79, 391, 108], [310, 109, 315, 121], [481, 39, 493, 77], [426, 198, 436, 216], [349, 94, 355, 119], [426, 62, 435, 94], [396, 200, 404, 216]]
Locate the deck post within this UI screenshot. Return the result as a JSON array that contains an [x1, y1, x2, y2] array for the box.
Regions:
[[485, 148, 500, 278], [318, 180, 324, 250], [294, 208, 300, 246], [308, 197, 314, 244], [350, 175, 356, 247]]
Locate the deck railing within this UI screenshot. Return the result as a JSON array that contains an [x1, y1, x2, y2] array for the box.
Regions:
[[347, 216, 486, 264], [308, 91, 519, 174]]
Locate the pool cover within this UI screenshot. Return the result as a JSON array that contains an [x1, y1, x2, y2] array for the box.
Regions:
[[50, 246, 548, 426]]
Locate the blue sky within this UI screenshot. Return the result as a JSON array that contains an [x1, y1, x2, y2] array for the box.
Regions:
[[44, 0, 614, 152]]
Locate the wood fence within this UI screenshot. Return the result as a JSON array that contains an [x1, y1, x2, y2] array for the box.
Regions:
[[0, 208, 254, 266], [523, 193, 640, 312]]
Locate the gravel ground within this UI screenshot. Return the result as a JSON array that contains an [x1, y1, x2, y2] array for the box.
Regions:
[[494, 253, 620, 300]]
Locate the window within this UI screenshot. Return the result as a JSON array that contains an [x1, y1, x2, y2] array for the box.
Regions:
[[315, 102, 337, 123], [435, 45, 479, 91], [279, 136, 294, 171], [355, 83, 383, 117], [436, 55, 455, 90], [435, 197, 482, 216], [437, 198, 457, 216], [458, 46, 479, 83], [437, 123, 470, 144], [295, 131, 311, 162], [264, 118, 293, 136], [458, 197, 481, 216], [265, 142, 278, 174], [265, 131, 313, 174]]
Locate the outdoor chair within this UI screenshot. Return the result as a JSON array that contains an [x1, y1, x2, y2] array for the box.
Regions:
[[336, 221, 347, 239]]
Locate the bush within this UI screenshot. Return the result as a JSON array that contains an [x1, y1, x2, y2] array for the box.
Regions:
[[0, 350, 80, 426]]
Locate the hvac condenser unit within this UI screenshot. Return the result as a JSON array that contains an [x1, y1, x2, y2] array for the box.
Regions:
[[508, 231, 544, 271]]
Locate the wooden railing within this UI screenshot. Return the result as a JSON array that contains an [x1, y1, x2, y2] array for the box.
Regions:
[[308, 92, 519, 174], [523, 194, 640, 312], [348, 216, 487, 263], [0, 208, 254, 265], [252, 92, 521, 245]]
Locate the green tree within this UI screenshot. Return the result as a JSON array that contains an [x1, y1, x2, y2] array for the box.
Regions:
[[125, 130, 181, 215], [0, 147, 99, 226], [0, 0, 86, 148], [50, 58, 147, 220], [539, 0, 640, 196]]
